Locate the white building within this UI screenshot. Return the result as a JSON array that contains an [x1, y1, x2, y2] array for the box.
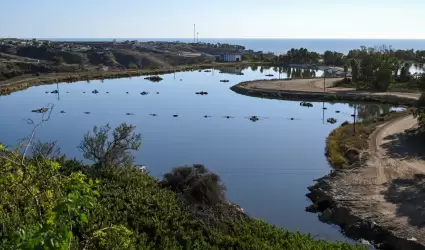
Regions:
[[217, 53, 242, 62]]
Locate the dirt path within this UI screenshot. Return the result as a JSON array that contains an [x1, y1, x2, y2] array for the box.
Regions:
[[241, 78, 421, 100], [333, 115, 425, 245]]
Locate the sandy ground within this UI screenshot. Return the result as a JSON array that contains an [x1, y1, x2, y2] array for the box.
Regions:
[[242, 78, 421, 100], [332, 115, 425, 244]]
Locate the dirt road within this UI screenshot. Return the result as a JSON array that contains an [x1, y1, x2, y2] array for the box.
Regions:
[[333, 115, 425, 245], [241, 78, 421, 100]]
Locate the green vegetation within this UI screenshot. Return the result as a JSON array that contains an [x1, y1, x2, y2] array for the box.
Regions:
[[0, 121, 366, 249], [326, 109, 411, 168]]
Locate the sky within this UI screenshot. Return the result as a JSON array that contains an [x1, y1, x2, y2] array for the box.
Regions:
[[1, 0, 424, 39]]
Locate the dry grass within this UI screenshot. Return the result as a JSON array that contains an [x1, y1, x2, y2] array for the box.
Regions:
[[326, 109, 413, 169]]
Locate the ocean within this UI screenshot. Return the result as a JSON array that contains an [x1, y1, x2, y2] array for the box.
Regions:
[[47, 38, 425, 54]]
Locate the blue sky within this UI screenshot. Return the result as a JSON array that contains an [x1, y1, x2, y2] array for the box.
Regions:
[[2, 0, 424, 39]]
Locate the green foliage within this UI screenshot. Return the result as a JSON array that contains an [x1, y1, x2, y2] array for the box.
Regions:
[[78, 123, 142, 168], [0, 144, 132, 250], [162, 164, 226, 206], [1, 123, 366, 249]]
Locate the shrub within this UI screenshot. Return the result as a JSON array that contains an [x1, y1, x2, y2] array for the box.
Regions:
[[78, 123, 142, 168], [162, 164, 226, 206]]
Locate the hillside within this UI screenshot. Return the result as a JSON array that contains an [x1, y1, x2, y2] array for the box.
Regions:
[[0, 122, 365, 250]]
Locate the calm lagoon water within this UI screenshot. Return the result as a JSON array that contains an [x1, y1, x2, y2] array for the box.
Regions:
[[0, 67, 394, 243]]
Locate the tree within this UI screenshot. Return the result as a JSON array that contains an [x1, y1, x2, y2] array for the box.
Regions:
[[78, 123, 142, 168], [350, 59, 359, 82], [162, 164, 226, 206], [343, 65, 348, 79]]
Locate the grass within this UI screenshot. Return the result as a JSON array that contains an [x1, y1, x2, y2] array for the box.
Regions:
[[326, 109, 413, 169]]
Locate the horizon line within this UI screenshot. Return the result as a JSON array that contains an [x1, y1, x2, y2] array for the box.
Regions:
[[12, 37, 425, 40]]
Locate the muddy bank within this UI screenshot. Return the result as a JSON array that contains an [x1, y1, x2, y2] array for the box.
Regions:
[[230, 82, 418, 106], [306, 173, 425, 250]]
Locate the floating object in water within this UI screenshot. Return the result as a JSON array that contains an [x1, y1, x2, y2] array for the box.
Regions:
[[66, 92, 69, 93], [50, 90, 59, 94], [149, 114, 157, 117], [31, 108, 49, 113], [92, 89, 99, 94], [236, 72, 244, 75], [126, 92, 129, 94], [180, 79, 182, 81], [125, 113, 134, 116], [351, 114, 355, 117], [173, 115, 178, 117], [265, 74, 274, 77], [327, 118, 337, 124], [249, 116, 260, 122], [323, 107, 327, 110], [83, 92, 86, 94], [223, 116, 234, 119], [335, 110, 340, 113], [196, 91, 208, 95], [220, 80, 229, 83], [45, 91, 49, 94], [60, 110, 66, 114], [156, 92, 159, 94], [84, 112, 91, 114], [300, 101, 313, 107], [204, 115, 212, 118], [289, 117, 295, 120], [140, 91, 148, 95], [106, 92, 109, 94], [204, 70, 211, 72], [198, 70, 202, 72], [196, 92, 200, 95], [144, 76, 163, 82]]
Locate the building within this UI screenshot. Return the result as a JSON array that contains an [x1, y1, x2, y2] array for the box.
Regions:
[[216, 53, 242, 62]]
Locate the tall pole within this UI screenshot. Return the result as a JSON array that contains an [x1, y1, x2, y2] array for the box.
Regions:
[[193, 24, 196, 43], [353, 105, 357, 134]]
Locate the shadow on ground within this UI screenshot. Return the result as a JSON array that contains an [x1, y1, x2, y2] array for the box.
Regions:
[[381, 129, 425, 161], [382, 174, 425, 228]]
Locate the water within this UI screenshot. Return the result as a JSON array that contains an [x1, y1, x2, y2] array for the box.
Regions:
[[47, 38, 425, 54], [0, 67, 395, 244]]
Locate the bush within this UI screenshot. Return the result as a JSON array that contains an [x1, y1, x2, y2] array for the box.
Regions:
[[78, 123, 142, 168], [162, 164, 226, 206]]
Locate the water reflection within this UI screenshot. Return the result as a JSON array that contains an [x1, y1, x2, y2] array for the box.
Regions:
[[348, 103, 392, 121]]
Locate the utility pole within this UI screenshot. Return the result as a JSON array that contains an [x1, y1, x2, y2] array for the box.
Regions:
[[323, 73, 326, 93], [353, 105, 357, 134]]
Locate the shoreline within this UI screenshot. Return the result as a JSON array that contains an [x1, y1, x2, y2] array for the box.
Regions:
[[0, 61, 265, 96], [230, 78, 420, 106], [231, 78, 425, 249]]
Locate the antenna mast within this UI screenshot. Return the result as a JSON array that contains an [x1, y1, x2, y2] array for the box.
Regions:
[[193, 24, 196, 43]]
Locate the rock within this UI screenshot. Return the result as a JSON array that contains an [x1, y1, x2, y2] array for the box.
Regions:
[[344, 148, 360, 165], [31, 108, 49, 113], [306, 204, 318, 213], [144, 76, 163, 82], [249, 116, 260, 122], [327, 118, 337, 124]]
